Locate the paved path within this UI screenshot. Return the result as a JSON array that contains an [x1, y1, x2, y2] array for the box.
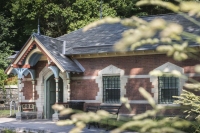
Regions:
[[0, 118, 108, 133]]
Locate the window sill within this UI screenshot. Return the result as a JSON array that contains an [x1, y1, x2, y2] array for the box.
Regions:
[[158, 104, 181, 108], [100, 103, 122, 106]]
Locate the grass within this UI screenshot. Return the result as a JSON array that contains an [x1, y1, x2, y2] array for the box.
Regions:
[[0, 110, 16, 118]]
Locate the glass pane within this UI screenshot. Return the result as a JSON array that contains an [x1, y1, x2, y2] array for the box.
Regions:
[[158, 76, 179, 104], [103, 76, 120, 103]]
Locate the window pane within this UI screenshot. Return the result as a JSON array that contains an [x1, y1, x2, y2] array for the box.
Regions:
[[103, 76, 120, 103], [158, 76, 179, 104]]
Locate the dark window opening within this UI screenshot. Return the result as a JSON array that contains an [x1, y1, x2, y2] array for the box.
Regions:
[[103, 76, 120, 103], [158, 76, 179, 104]]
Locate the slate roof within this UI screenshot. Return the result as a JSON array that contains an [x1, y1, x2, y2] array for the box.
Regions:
[[57, 13, 200, 55], [8, 51, 19, 59], [33, 34, 83, 72], [7, 13, 200, 74], [57, 23, 129, 55]]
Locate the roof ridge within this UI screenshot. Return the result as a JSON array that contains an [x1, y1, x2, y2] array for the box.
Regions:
[[33, 33, 64, 42], [139, 13, 178, 18], [71, 44, 113, 49], [56, 13, 179, 40], [56, 28, 84, 40]]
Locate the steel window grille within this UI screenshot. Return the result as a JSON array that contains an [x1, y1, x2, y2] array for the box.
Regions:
[[158, 76, 179, 104], [103, 76, 120, 103]]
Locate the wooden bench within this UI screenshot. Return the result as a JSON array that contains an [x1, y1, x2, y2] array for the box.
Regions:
[[58, 103, 70, 120], [20, 102, 37, 119], [99, 105, 121, 130], [86, 105, 99, 129]]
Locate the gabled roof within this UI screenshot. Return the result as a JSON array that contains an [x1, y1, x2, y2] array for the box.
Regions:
[[6, 13, 200, 75], [33, 34, 83, 72], [5, 33, 83, 74], [57, 13, 200, 55]]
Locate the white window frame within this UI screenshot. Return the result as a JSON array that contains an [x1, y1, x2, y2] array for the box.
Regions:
[[95, 65, 128, 104], [158, 76, 179, 104], [150, 62, 186, 105], [102, 75, 121, 103]]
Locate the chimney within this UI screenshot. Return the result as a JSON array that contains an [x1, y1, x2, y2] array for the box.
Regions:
[[62, 41, 66, 54]]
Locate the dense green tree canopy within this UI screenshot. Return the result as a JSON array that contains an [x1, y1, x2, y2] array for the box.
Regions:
[[0, 15, 14, 69], [1, 0, 174, 52]]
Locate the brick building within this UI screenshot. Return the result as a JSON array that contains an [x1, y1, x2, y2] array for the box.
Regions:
[[5, 14, 200, 120]]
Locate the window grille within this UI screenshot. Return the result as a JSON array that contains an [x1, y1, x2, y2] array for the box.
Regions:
[[158, 76, 179, 104], [103, 76, 120, 103]]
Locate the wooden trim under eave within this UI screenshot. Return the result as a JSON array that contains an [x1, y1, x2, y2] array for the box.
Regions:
[[71, 46, 200, 59], [12, 40, 51, 68], [6, 66, 13, 75], [72, 50, 163, 59], [13, 39, 34, 65]]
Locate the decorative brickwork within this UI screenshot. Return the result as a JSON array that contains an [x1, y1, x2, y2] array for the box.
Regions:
[[18, 43, 36, 65], [20, 54, 200, 115], [70, 54, 200, 115], [22, 81, 38, 100]]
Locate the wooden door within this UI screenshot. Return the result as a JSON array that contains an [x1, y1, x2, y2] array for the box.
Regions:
[[46, 75, 56, 119], [58, 77, 63, 103]]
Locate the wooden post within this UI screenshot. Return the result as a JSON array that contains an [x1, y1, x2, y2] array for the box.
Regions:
[[16, 78, 22, 120], [67, 79, 70, 101], [52, 78, 59, 122], [55, 78, 59, 103], [32, 80, 35, 102]]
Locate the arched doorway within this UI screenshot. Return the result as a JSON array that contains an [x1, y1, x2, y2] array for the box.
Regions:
[[46, 75, 63, 119]]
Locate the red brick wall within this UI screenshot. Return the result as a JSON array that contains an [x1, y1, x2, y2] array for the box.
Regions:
[[71, 54, 200, 115], [34, 61, 47, 78], [71, 54, 200, 100], [125, 78, 153, 100], [73, 54, 200, 77], [21, 55, 200, 115], [70, 79, 98, 100], [22, 81, 39, 100], [22, 61, 47, 100]]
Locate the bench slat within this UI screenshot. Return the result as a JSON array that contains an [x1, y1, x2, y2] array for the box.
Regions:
[[99, 105, 121, 130]]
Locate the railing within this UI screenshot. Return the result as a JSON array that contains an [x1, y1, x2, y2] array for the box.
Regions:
[[20, 102, 36, 112], [19, 102, 37, 119], [10, 101, 16, 116]]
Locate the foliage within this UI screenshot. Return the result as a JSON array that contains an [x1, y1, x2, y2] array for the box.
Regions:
[[53, 88, 190, 133], [5, 76, 18, 85], [6, 0, 118, 50], [52, 0, 200, 133], [0, 15, 13, 69], [0, 110, 15, 118], [3, 129, 14, 133], [0, 69, 8, 91], [2, 0, 200, 132], [0, 0, 176, 51], [173, 90, 200, 120]]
